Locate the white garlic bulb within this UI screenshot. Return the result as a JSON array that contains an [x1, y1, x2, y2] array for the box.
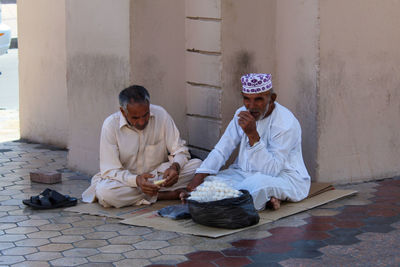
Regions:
[[188, 180, 242, 202]]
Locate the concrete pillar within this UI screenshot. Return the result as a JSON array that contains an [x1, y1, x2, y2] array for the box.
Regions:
[[66, 0, 131, 174], [185, 0, 222, 159], [18, 0, 68, 147]]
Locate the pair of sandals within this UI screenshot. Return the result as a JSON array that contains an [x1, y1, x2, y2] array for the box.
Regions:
[[23, 188, 77, 209]]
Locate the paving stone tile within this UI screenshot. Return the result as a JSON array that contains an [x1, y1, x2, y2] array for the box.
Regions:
[[333, 220, 365, 229], [0, 234, 26, 242], [81, 214, 107, 221], [2, 246, 38, 255], [230, 230, 272, 241], [118, 227, 153, 236], [88, 253, 125, 262], [0, 255, 25, 265], [114, 259, 151, 267], [95, 223, 130, 232], [98, 244, 134, 253], [0, 242, 15, 250], [325, 228, 363, 245], [186, 251, 224, 261], [143, 231, 179, 241], [62, 248, 99, 257], [2, 199, 24, 205], [5, 226, 39, 234], [134, 240, 170, 250], [39, 243, 73, 252], [38, 223, 72, 231], [8, 209, 34, 216], [308, 209, 341, 217], [194, 241, 232, 251], [0, 215, 28, 223], [72, 220, 106, 227], [123, 249, 161, 259], [108, 235, 143, 244], [0, 195, 11, 201], [79, 263, 114, 267], [50, 257, 88, 266], [11, 261, 50, 267], [159, 245, 196, 255], [13, 238, 47, 247], [361, 223, 395, 233], [169, 236, 205, 246], [84, 231, 119, 240], [18, 219, 51, 227], [28, 213, 62, 220], [73, 239, 109, 248], [150, 255, 188, 265], [177, 261, 218, 267], [50, 235, 84, 243], [61, 227, 94, 235], [231, 239, 264, 249], [51, 216, 82, 224], [27, 230, 61, 239], [0, 205, 20, 212], [0, 223, 17, 230], [25, 251, 63, 261]]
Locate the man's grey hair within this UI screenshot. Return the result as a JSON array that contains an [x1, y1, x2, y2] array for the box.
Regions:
[[119, 85, 150, 111]]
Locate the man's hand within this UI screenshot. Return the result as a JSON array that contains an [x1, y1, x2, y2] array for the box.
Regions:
[[162, 163, 180, 187], [238, 111, 260, 146], [187, 173, 209, 192], [136, 173, 159, 196]]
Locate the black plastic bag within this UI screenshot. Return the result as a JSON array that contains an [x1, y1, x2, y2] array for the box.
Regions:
[[188, 190, 260, 229], [157, 204, 191, 220]]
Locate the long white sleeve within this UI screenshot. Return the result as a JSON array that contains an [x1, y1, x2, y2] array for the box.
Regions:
[[196, 115, 243, 174]]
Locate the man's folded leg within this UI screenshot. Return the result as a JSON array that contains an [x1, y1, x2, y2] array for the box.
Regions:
[[95, 178, 156, 208], [159, 158, 202, 191]]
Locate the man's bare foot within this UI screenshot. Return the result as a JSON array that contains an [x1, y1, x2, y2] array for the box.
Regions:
[[158, 188, 188, 200], [266, 197, 281, 210]]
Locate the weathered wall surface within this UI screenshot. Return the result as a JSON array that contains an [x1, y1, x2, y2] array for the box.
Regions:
[[130, 0, 187, 141], [18, 0, 400, 183], [275, 0, 319, 179], [185, 0, 222, 159], [66, 0, 131, 174], [318, 0, 400, 183], [18, 0, 68, 147], [221, 0, 276, 131]]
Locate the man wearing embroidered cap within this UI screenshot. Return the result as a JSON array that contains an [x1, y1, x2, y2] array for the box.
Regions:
[[187, 73, 310, 211]]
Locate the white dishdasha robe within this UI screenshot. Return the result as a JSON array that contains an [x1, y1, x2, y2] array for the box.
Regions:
[[196, 102, 310, 211]]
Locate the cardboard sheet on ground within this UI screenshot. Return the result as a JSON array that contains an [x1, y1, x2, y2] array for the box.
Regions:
[[65, 183, 356, 238]]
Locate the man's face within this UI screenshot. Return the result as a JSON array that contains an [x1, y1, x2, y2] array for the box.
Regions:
[[121, 102, 150, 131], [242, 91, 271, 120]]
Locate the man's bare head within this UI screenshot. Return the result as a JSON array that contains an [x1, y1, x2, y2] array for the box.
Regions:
[[119, 85, 151, 130]]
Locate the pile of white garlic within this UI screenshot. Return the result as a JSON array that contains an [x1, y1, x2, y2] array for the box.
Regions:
[[188, 181, 242, 202]]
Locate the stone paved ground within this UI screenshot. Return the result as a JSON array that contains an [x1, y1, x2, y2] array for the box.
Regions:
[[0, 139, 399, 266]]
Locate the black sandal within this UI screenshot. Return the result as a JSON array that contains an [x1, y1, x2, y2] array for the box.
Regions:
[[23, 188, 77, 209]]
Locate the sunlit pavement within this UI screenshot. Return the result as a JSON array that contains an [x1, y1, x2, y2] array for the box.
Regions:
[[0, 132, 399, 266]]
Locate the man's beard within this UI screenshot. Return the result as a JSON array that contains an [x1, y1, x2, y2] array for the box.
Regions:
[[250, 103, 269, 121]]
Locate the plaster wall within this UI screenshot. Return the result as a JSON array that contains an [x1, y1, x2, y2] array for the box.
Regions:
[[66, 0, 131, 174], [318, 0, 400, 182], [275, 0, 319, 179], [130, 0, 187, 140], [18, 0, 68, 147], [221, 0, 276, 132]]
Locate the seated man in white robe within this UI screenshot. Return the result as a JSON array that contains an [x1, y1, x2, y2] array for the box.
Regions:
[[82, 85, 202, 208], [187, 73, 310, 211]]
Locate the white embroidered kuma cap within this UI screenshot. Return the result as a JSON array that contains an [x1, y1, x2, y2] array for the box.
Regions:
[[241, 73, 272, 94]]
